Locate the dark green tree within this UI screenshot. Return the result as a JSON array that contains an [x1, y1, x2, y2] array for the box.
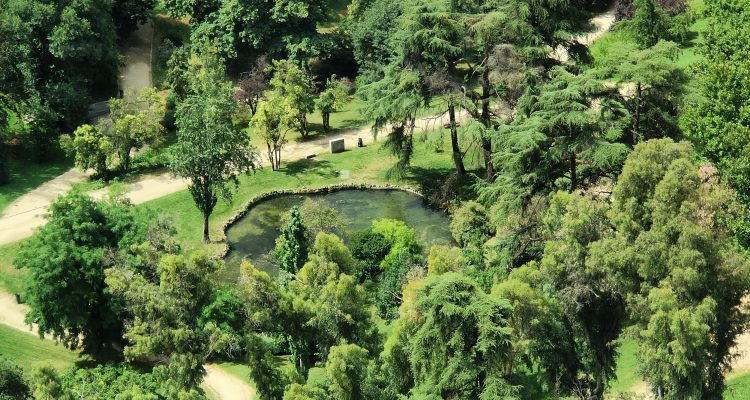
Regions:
[[275, 206, 309, 276], [628, 0, 672, 48], [14, 191, 153, 357], [0, 357, 30, 400]]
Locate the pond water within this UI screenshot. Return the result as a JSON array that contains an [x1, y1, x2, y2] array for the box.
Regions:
[[223, 189, 455, 280]]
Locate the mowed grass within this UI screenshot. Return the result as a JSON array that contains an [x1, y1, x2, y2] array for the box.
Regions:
[[0, 156, 72, 215], [0, 242, 25, 294], [142, 130, 473, 251], [608, 338, 642, 396], [0, 324, 82, 373]]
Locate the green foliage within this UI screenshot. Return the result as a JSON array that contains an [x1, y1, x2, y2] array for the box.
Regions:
[[482, 67, 630, 208], [385, 273, 517, 399], [276, 206, 309, 276], [315, 76, 352, 132], [60, 124, 114, 178], [540, 191, 626, 399], [170, 55, 258, 242], [0, 357, 29, 400], [682, 0, 750, 243], [30, 365, 64, 400], [598, 40, 685, 142], [628, 0, 672, 48], [349, 229, 391, 281], [0, 0, 120, 134], [15, 191, 152, 357], [324, 342, 369, 400], [598, 138, 750, 398], [295, 199, 347, 242], [59, 363, 206, 399], [426, 245, 466, 276], [449, 201, 494, 248], [107, 88, 167, 172], [252, 93, 295, 171], [106, 252, 226, 391], [370, 219, 421, 262], [268, 60, 316, 138], [247, 334, 288, 400], [162, 0, 332, 62], [375, 249, 417, 321]]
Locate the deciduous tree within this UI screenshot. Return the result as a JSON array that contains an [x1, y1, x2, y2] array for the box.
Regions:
[[171, 56, 258, 242]]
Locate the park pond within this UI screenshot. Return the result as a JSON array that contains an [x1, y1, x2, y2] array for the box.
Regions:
[[222, 189, 455, 280]]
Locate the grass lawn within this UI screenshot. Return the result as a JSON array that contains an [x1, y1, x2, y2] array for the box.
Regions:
[[608, 338, 641, 396], [0, 156, 72, 215], [0, 242, 25, 294], [726, 372, 750, 400], [0, 324, 83, 373]]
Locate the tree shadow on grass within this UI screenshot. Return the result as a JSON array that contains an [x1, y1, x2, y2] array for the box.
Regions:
[[279, 158, 337, 179]]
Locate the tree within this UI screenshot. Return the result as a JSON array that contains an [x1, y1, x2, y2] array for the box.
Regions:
[[325, 342, 370, 400], [0, 357, 29, 400], [29, 365, 65, 400], [162, 0, 331, 62], [106, 252, 225, 391], [275, 206, 309, 275], [375, 249, 417, 320], [682, 0, 750, 241], [482, 67, 629, 209], [599, 40, 685, 143], [171, 56, 258, 243], [384, 273, 517, 398], [14, 191, 153, 357], [252, 93, 294, 171], [628, 0, 672, 48], [246, 334, 288, 400], [234, 57, 270, 116], [112, 0, 154, 36], [60, 124, 114, 179], [315, 76, 352, 132], [595, 138, 750, 398], [539, 191, 626, 399], [107, 88, 166, 172], [269, 60, 316, 138], [449, 201, 494, 248]]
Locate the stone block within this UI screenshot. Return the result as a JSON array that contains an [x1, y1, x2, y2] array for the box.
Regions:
[[330, 138, 345, 153]]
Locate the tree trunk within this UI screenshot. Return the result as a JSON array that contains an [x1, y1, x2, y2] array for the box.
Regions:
[[203, 212, 210, 243], [448, 104, 465, 174], [299, 114, 308, 137], [570, 153, 577, 193], [480, 61, 495, 182], [121, 148, 131, 172], [323, 112, 330, 132], [633, 81, 642, 144]]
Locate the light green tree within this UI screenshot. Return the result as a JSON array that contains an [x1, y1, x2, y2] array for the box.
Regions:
[[252, 93, 294, 170], [325, 342, 370, 400], [269, 60, 316, 138], [315, 76, 351, 132], [107, 87, 166, 172], [60, 124, 114, 179], [170, 56, 258, 243]]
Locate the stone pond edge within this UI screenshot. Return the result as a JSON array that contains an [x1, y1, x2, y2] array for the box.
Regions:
[[217, 183, 425, 258]]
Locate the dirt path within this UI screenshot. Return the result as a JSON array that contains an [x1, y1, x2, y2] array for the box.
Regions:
[[119, 22, 153, 91], [0, 169, 89, 245], [552, 3, 616, 62], [203, 365, 256, 400]]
